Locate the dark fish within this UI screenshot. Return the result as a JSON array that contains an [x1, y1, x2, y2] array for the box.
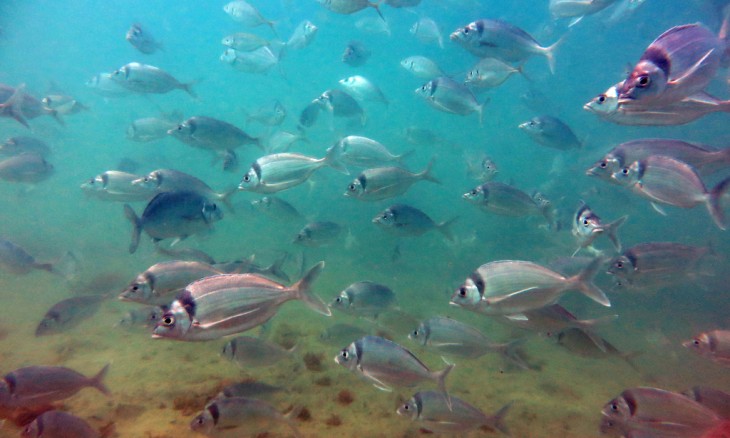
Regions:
[[0, 364, 110, 409], [293, 221, 343, 247], [0, 84, 62, 128], [123, 191, 224, 254], [1, 136, 51, 157], [342, 40, 371, 67], [683, 386, 730, 419], [126, 23, 163, 54], [110, 62, 195, 97], [35, 295, 106, 336], [190, 396, 301, 437], [298, 100, 321, 127], [132, 168, 236, 211], [518, 115, 582, 150], [21, 410, 99, 438], [329, 281, 396, 318], [555, 328, 639, 370], [372, 204, 457, 241], [683, 330, 730, 368], [221, 336, 295, 367], [0, 238, 54, 275], [315, 89, 366, 124], [0, 153, 53, 183]]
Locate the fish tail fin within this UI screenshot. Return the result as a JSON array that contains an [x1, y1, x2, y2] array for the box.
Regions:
[[220, 187, 237, 213], [292, 261, 330, 316], [50, 250, 80, 280], [436, 216, 459, 241], [486, 401, 514, 436], [396, 149, 416, 165], [545, 33, 567, 74], [0, 84, 30, 128], [324, 146, 349, 175], [569, 257, 611, 307], [371, 2, 385, 22], [708, 177, 730, 230], [500, 338, 531, 370], [181, 82, 197, 99], [435, 363, 454, 410], [123, 204, 141, 254], [265, 252, 290, 282], [605, 215, 628, 252], [418, 158, 440, 184], [90, 363, 111, 396], [283, 405, 304, 438]]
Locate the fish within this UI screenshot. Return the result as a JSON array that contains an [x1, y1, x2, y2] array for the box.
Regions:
[[338, 75, 388, 105], [127, 117, 178, 142], [400, 56, 446, 79], [0, 83, 62, 128], [682, 386, 730, 419], [293, 221, 343, 247], [319, 323, 369, 346], [80, 170, 151, 202], [250, 196, 303, 222], [610, 155, 730, 230], [220, 47, 280, 74], [409, 316, 528, 368], [325, 135, 408, 171], [373, 204, 457, 241], [606, 242, 711, 291], [0, 364, 110, 409], [465, 57, 524, 88], [315, 89, 366, 124], [20, 410, 99, 438], [223, 1, 277, 35], [355, 16, 391, 36], [239, 152, 346, 193], [617, 23, 724, 106], [410, 17, 443, 48], [518, 115, 582, 150], [397, 391, 512, 435], [217, 381, 286, 400], [119, 260, 226, 304], [298, 100, 321, 128], [35, 295, 106, 336], [110, 62, 195, 97], [450, 19, 564, 73], [345, 162, 439, 201], [117, 305, 165, 329], [167, 116, 260, 163], [466, 154, 499, 182], [213, 253, 291, 283], [571, 202, 627, 255], [85, 72, 131, 97], [286, 20, 318, 50], [264, 130, 307, 152], [41, 94, 89, 115], [0, 153, 53, 183], [317, 0, 384, 20], [152, 262, 330, 341], [0, 238, 54, 275], [335, 335, 454, 400], [123, 191, 224, 254], [450, 257, 610, 316], [132, 169, 236, 211], [549, 0, 619, 25], [221, 336, 295, 367], [586, 138, 730, 184], [463, 182, 552, 222], [683, 330, 730, 367], [126, 23, 163, 54], [0, 136, 50, 157], [221, 32, 270, 51], [555, 328, 640, 370], [342, 40, 371, 67], [329, 281, 396, 318], [416, 77, 485, 123], [244, 99, 287, 126], [190, 396, 301, 437]]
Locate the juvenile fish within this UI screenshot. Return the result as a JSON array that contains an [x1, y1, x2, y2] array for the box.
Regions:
[[0, 153, 53, 183], [345, 162, 439, 201], [21, 410, 99, 438], [35, 295, 106, 336], [85, 72, 131, 97], [410, 17, 443, 48], [416, 77, 484, 123], [239, 152, 346, 193], [463, 182, 551, 222], [518, 115, 582, 150], [338, 75, 388, 105], [571, 202, 627, 255], [221, 336, 295, 367], [221, 32, 270, 51], [1, 136, 50, 157], [250, 196, 303, 221], [126, 23, 163, 54], [329, 281, 396, 318], [466, 154, 499, 182], [0, 238, 54, 275], [286, 20, 318, 50], [111, 62, 195, 97], [127, 117, 178, 142], [373, 204, 457, 241], [683, 330, 730, 367], [326, 135, 408, 171], [223, 1, 277, 35], [293, 221, 343, 247], [342, 40, 371, 66], [190, 396, 301, 437], [81, 170, 151, 202], [119, 260, 225, 304], [400, 56, 446, 79], [465, 57, 523, 88]]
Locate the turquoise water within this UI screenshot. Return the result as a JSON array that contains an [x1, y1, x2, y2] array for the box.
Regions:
[[0, 0, 729, 436]]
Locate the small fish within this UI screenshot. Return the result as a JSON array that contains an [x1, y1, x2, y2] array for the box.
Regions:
[[221, 32, 270, 51], [500, 303, 617, 343], [518, 115, 582, 150], [119, 260, 225, 304], [317, 0, 384, 20], [41, 94, 89, 115], [463, 182, 551, 222], [0, 136, 50, 157], [124, 191, 224, 254], [319, 323, 369, 346], [549, 0, 618, 24], [251, 196, 303, 221], [682, 386, 730, 419], [293, 221, 343, 247], [265, 130, 307, 152], [345, 162, 439, 201], [342, 40, 371, 67], [127, 117, 178, 142], [416, 77, 485, 122], [410, 17, 443, 48], [168, 116, 259, 158], [683, 330, 730, 367], [117, 305, 165, 329], [110, 62, 195, 97], [126, 23, 163, 54], [326, 135, 407, 171], [223, 1, 277, 35], [217, 381, 286, 400], [220, 47, 280, 74], [400, 56, 446, 79], [0, 238, 54, 275], [450, 19, 564, 73], [0, 153, 53, 183], [397, 391, 512, 435], [85, 72, 131, 97], [373, 204, 457, 241], [21, 410, 99, 438], [213, 253, 290, 283], [286, 20, 318, 50], [571, 202, 627, 256], [153, 263, 329, 341], [239, 152, 346, 193], [466, 154, 499, 182], [315, 89, 366, 124], [555, 328, 640, 370], [0, 364, 110, 409], [329, 281, 396, 318], [355, 16, 391, 36], [338, 75, 388, 105], [244, 99, 287, 126], [221, 336, 295, 367], [190, 396, 301, 437], [35, 295, 106, 336], [450, 257, 610, 316], [335, 335, 454, 399], [132, 169, 236, 210], [465, 57, 523, 88], [81, 170, 151, 202]]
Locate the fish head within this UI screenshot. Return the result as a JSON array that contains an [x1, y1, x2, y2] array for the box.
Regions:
[[619, 60, 667, 103], [344, 176, 366, 198], [80, 173, 108, 193], [450, 277, 482, 308], [220, 48, 238, 64], [601, 393, 635, 423], [339, 76, 356, 88], [329, 291, 352, 311], [682, 332, 713, 357], [464, 68, 480, 84], [400, 58, 415, 71], [125, 24, 143, 43], [408, 322, 429, 346], [132, 171, 162, 190], [372, 207, 396, 227], [396, 396, 420, 419], [609, 161, 640, 187], [606, 255, 632, 278], [598, 413, 629, 437], [202, 202, 223, 223], [334, 342, 359, 370], [111, 65, 131, 82], [480, 157, 498, 179], [518, 117, 543, 135], [463, 185, 487, 205], [293, 228, 311, 246], [414, 80, 435, 99], [221, 36, 233, 47], [35, 312, 60, 337], [152, 302, 191, 339], [450, 21, 479, 44], [573, 206, 602, 238], [586, 155, 621, 181], [238, 166, 261, 191], [119, 274, 154, 303], [168, 120, 194, 139], [304, 21, 318, 36], [189, 406, 216, 434], [584, 85, 620, 115]]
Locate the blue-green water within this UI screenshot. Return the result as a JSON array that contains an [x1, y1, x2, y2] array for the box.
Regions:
[[0, 0, 729, 436]]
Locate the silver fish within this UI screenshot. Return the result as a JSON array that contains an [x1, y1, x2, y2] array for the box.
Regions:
[[373, 203, 457, 241], [81, 170, 150, 202], [400, 56, 446, 79], [450, 19, 564, 73], [342, 40, 371, 67], [683, 330, 730, 368], [190, 396, 301, 437], [119, 260, 225, 304], [1, 136, 50, 157], [21, 410, 98, 438], [345, 162, 439, 201], [319, 323, 369, 346], [397, 391, 511, 435], [334, 335, 454, 398], [326, 135, 407, 171], [41, 94, 89, 115], [213, 253, 290, 282], [127, 117, 178, 142], [123, 191, 223, 254], [132, 169, 236, 210], [293, 221, 343, 247], [239, 152, 346, 193], [168, 116, 259, 154], [264, 130, 307, 152], [549, 0, 619, 23], [315, 89, 366, 124], [244, 99, 287, 126], [117, 305, 165, 329], [286, 20, 318, 50], [571, 202, 627, 255], [338, 75, 388, 105], [0, 153, 53, 183], [518, 115, 582, 150], [329, 281, 396, 318], [416, 77, 484, 122], [223, 1, 277, 34], [317, 0, 384, 20], [152, 262, 330, 341], [221, 336, 295, 367], [682, 386, 730, 419], [0, 238, 54, 275], [85, 72, 131, 97], [410, 17, 443, 48], [126, 23, 163, 54], [555, 328, 639, 370], [250, 196, 303, 221], [463, 182, 550, 221], [221, 32, 270, 51], [500, 303, 617, 340], [110, 62, 195, 97], [465, 57, 523, 88], [35, 295, 106, 336], [220, 47, 280, 74], [466, 154, 499, 182], [450, 257, 610, 315]]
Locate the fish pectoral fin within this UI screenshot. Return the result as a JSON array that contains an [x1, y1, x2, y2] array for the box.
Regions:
[[431, 342, 464, 348], [504, 314, 528, 321], [195, 308, 262, 329], [360, 370, 393, 392], [668, 49, 715, 85]]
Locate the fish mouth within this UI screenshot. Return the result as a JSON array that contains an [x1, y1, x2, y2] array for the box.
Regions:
[[585, 167, 597, 176], [449, 32, 460, 41], [517, 122, 529, 129], [582, 103, 594, 112]]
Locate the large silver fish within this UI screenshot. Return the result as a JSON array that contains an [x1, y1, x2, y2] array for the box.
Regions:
[[190, 396, 301, 437], [152, 262, 330, 341], [416, 77, 484, 123], [338, 76, 388, 106], [220, 47, 280, 74], [329, 281, 396, 318], [410, 17, 443, 48], [110, 62, 195, 97], [125, 23, 163, 54], [119, 260, 225, 304], [549, 0, 619, 24], [293, 221, 343, 247], [81, 170, 150, 202], [465, 57, 523, 88], [239, 152, 346, 193], [221, 32, 270, 51], [571, 202, 627, 255], [345, 162, 439, 201], [450, 258, 610, 315], [683, 330, 730, 368], [127, 117, 178, 142]]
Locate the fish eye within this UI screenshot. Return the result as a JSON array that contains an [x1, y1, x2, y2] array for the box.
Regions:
[[459, 287, 467, 297], [412, 330, 419, 337], [335, 297, 341, 303], [621, 168, 629, 175], [610, 403, 619, 412], [599, 161, 607, 168], [176, 125, 183, 131], [470, 189, 477, 195], [132, 285, 139, 291], [692, 339, 700, 346], [463, 27, 469, 34], [421, 85, 427, 91], [583, 220, 589, 226], [615, 261, 623, 269], [243, 175, 251, 182], [597, 95, 606, 103], [348, 184, 356, 191], [382, 214, 388, 220], [340, 350, 349, 359], [637, 75, 650, 87], [402, 404, 410, 411], [162, 316, 175, 326]]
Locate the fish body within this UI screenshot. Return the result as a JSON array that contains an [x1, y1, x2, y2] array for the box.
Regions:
[[463, 182, 547, 219], [21, 410, 99, 438], [220, 47, 280, 74], [111, 62, 195, 97], [410, 18, 443, 48], [239, 152, 344, 193], [41, 94, 88, 115], [555, 328, 638, 369], [223, 1, 276, 33], [465, 57, 522, 88], [345, 162, 439, 201], [0, 84, 60, 127], [549, 0, 618, 21], [518, 115, 582, 150], [400, 56, 445, 79], [0, 153, 53, 183], [450, 258, 610, 315], [127, 117, 178, 142], [124, 191, 223, 254], [35, 295, 106, 336], [571, 202, 627, 253], [222, 336, 294, 367], [342, 41, 371, 66], [118, 305, 165, 329], [221, 32, 270, 51], [126, 23, 162, 54], [245, 100, 286, 126], [397, 391, 511, 435], [119, 260, 225, 304], [190, 396, 301, 437], [329, 281, 396, 317], [683, 387, 730, 419], [466, 154, 499, 182], [318, 0, 383, 19], [450, 19, 562, 73], [500, 303, 616, 338], [319, 323, 369, 346], [338, 75, 388, 105], [168, 116, 258, 152], [1, 136, 50, 157], [132, 169, 235, 209], [294, 221, 343, 247], [152, 262, 330, 341], [0, 238, 53, 275], [326, 135, 406, 170], [85, 72, 131, 97], [81, 170, 150, 202], [217, 381, 286, 400], [286, 20, 318, 50], [373, 203, 456, 240], [316, 89, 366, 123], [683, 330, 730, 367], [416, 77, 484, 121], [335, 335, 454, 396], [251, 196, 302, 221], [265, 130, 306, 152]]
